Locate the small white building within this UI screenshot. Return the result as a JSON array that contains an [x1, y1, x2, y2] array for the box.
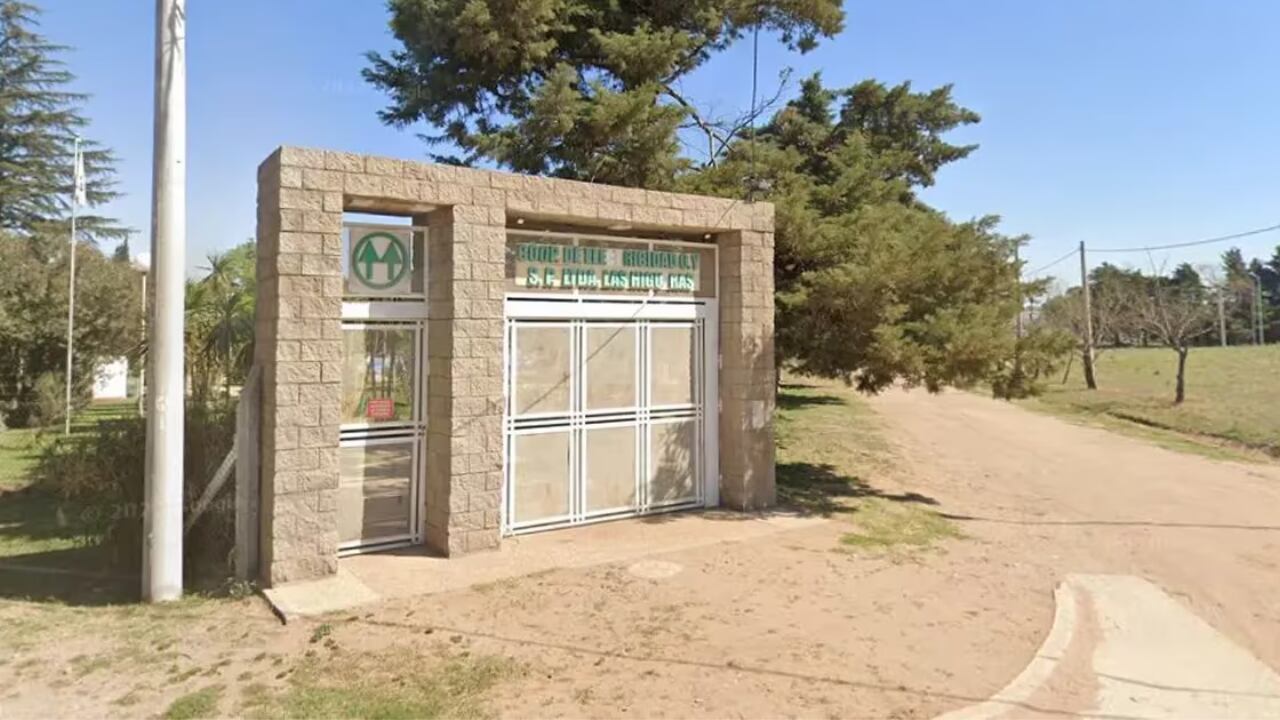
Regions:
[[92, 357, 129, 400]]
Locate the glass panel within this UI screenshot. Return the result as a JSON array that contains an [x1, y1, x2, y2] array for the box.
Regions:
[[514, 325, 571, 415], [585, 325, 635, 410], [585, 426, 636, 513], [650, 325, 696, 406], [341, 326, 417, 425], [649, 420, 697, 504], [338, 443, 413, 544], [513, 432, 571, 524]]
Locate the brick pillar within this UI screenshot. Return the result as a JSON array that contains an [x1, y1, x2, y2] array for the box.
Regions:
[[421, 205, 506, 555], [254, 149, 344, 585], [717, 227, 777, 510]]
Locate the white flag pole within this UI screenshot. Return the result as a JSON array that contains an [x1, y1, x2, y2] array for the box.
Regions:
[[63, 136, 82, 435], [143, 0, 186, 602]]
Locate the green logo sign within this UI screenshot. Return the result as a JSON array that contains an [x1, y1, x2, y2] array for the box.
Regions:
[[351, 231, 409, 290]]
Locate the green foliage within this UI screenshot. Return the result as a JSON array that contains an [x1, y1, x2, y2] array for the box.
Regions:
[[365, 0, 843, 186], [31, 403, 236, 576], [686, 75, 1049, 393], [0, 232, 143, 427], [29, 371, 63, 427], [368, 0, 1065, 394], [990, 326, 1078, 399], [186, 242, 256, 401], [0, 0, 122, 240]]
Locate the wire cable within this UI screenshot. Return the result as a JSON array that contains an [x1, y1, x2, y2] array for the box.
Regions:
[[1090, 223, 1280, 254], [1025, 247, 1079, 277]]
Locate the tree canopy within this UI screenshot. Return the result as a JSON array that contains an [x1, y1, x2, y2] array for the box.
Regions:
[[364, 0, 843, 187], [0, 0, 121, 241], [682, 75, 1056, 393], [367, 7, 1070, 395]]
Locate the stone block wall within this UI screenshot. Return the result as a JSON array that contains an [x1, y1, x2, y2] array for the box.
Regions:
[[255, 146, 776, 586], [717, 230, 778, 510], [254, 153, 345, 586]]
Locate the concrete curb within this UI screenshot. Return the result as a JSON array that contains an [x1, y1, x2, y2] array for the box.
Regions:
[[935, 581, 1078, 720]]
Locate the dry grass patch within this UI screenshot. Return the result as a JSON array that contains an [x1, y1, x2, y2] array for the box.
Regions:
[[838, 497, 963, 552], [241, 647, 519, 719], [164, 685, 224, 720], [776, 379, 962, 552]]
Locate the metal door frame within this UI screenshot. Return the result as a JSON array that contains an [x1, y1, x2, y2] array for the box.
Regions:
[[502, 296, 719, 535], [336, 320, 427, 555]]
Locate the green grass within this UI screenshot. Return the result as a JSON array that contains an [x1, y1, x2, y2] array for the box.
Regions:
[[0, 400, 141, 605], [0, 400, 137, 489], [164, 685, 224, 720], [243, 650, 517, 720], [838, 498, 963, 550], [0, 427, 42, 491], [1027, 346, 1280, 458], [776, 379, 960, 552]]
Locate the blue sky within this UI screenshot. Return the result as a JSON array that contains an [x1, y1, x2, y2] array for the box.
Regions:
[[40, 0, 1280, 283]]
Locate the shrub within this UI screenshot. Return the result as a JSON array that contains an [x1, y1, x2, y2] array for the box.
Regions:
[[31, 372, 67, 428], [32, 401, 238, 583]]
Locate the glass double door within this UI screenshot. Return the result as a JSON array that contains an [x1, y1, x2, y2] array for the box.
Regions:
[[505, 312, 709, 533], [337, 322, 424, 552]]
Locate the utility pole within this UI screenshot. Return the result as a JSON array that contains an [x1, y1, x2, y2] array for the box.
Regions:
[[1014, 244, 1024, 340], [1217, 287, 1227, 347], [144, 0, 186, 603], [63, 136, 81, 435], [1012, 243, 1024, 383], [1257, 274, 1267, 345], [1249, 272, 1263, 345], [138, 265, 148, 417], [1079, 241, 1097, 389]]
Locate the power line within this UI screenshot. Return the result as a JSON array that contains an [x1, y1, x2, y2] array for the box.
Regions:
[[1025, 247, 1079, 277], [1091, 223, 1280, 254]]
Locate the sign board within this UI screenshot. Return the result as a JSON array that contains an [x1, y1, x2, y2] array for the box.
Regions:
[[365, 398, 395, 421], [513, 242, 700, 293], [347, 226, 413, 296]]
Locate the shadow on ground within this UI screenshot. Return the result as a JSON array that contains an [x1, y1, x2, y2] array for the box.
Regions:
[[776, 392, 845, 412], [0, 487, 136, 605], [777, 461, 938, 517]]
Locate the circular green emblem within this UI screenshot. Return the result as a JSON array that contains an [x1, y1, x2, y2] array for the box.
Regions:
[[351, 232, 410, 290]]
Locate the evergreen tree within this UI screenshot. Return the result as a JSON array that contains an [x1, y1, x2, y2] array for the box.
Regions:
[[364, 0, 843, 187], [1220, 247, 1255, 343], [365, 0, 1069, 394], [0, 0, 121, 241], [682, 75, 1066, 394]]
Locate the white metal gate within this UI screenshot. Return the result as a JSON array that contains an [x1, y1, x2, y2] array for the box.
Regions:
[[503, 297, 718, 534]]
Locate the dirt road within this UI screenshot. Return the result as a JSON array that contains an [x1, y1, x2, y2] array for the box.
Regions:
[[868, 388, 1280, 714], [4, 386, 1278, 718]]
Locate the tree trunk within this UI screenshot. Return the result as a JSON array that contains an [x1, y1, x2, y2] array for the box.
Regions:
[[1082, 347, 1097, 390], [1174, 347, 1188, 404], [1060, 353, 1074, 384]]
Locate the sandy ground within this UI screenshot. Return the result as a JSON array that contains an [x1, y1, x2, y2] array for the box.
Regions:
[[3, 387, 1279, 718], [868, 388, 1280, 679]]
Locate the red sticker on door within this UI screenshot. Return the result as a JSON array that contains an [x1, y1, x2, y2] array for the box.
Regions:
[[366, 398, 395, 421]]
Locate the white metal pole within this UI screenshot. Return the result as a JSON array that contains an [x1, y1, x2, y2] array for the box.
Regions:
[[63, 137, 80, 435], [143, 0, 186, 603], [139, 270, 147, 417]]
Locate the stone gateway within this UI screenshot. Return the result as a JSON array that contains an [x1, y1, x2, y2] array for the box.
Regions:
[[254, 147, 775, 587]]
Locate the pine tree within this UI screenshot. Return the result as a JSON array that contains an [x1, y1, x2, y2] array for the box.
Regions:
[[364, 0, 844, 188], [681, 75, 1066, 395], [0, 0, 121, 241]]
